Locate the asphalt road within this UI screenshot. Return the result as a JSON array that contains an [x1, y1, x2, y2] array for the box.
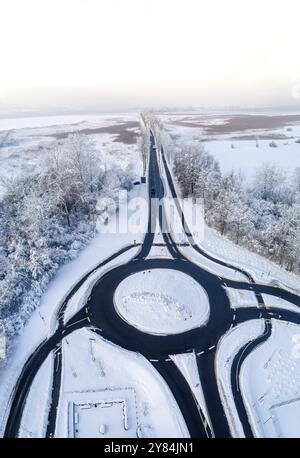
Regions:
[[4, 133, 300, 439]]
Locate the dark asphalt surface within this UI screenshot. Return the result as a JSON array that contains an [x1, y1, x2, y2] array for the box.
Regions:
[[4, 133, 300, 438]]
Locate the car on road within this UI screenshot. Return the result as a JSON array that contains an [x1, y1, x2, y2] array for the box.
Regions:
[[151, 188, 156, 197]]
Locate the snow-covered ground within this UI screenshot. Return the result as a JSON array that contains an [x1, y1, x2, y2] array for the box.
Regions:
[[18, 353, 54, 438], [204, 138, 300, 182], [54, 329, 189, 438], [225, 288, 258, 309], [215, 319, 265, 437], [0, 112, 136, 131], [202, 226, 300, 292], [161, 112, 300, 180], [241, 319, 300, 438], [170, 352, 213, 435], [181, 245, 248, 282], [262, 294, 300, 315], [114, 269, 210, 336]]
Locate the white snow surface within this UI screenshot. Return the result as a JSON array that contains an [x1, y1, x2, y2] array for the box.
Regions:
[[204, 138, 300, 181], [18, 353, 54, 438], [241, 320, 300, 438], [225, 288, 258, 309], [162, 113, 300, 180], [262, 294, 300, 315], [170, 352, 213, 435], [114, 269, 210, 335], [55, 328, 189, 438], [215, 319, 265, 438], [202, 225, 300, 292]]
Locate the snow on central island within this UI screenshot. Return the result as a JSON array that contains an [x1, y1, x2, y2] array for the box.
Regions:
[[114, 269, 210, 335]]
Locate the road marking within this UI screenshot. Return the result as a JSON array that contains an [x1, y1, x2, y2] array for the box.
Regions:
[[208, 345, 216, 351], [66, 317, 87, 328], [196, 351, 205, 356], [150, 359, 159, 362]]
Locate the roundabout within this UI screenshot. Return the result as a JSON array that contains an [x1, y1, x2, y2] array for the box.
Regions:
[[114, 268, 210, 335]]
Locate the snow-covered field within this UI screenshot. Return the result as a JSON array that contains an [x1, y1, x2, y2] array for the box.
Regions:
[[241, 320, 300, 438], [204, 138, 300, 181], [114, 269, 210, 335], [55, 329, 189, 438], [162, 112, 300, 180], [0, 112, 141, 197]]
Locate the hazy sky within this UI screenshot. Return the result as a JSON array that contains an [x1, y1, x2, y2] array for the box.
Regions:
[[1, 0, 300, 112]]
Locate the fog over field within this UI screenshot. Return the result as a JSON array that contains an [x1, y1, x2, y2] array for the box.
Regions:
[[1, 0, 300, 114]]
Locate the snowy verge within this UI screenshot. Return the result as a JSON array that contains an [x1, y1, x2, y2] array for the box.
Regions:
[[215, 319, 265, 437], [262, 294, 300, 315], [170, 352, 213, 436], [63, 247, 139, 325], [180, 246, 247, 282], [18, 352, 54, 438], [203, 226, 300, 293]]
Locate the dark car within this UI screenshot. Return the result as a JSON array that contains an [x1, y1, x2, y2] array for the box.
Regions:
[[151, 188, 156, 197]]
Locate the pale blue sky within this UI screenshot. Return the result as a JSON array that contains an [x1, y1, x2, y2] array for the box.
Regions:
[[1, 0, 300, 111]]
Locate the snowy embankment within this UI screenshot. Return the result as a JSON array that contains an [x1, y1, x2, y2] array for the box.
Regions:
[[170, 352, 213, 435], [262, 294, 300, 315], [53, 329, 189, 438], [158, 148, 248, 282], [114, 269, 210, 335], [18, 353, 54, 438], [240, 319, 300, 438], [215, 319, 265, 438], [202, 226, 300, 292]]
